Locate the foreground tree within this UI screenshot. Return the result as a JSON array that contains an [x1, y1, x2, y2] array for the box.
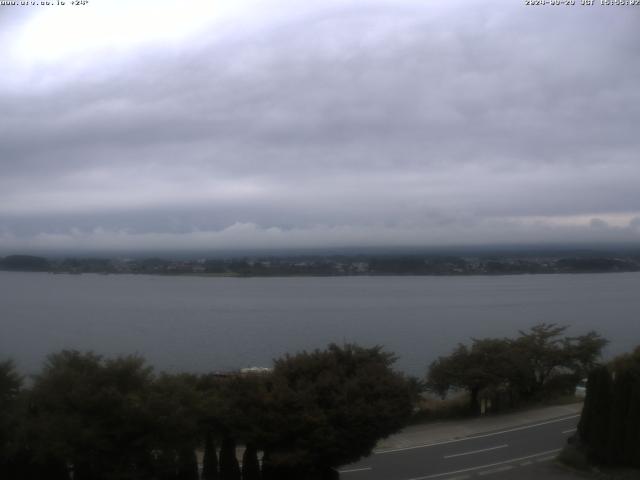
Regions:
[[0, 360, 23, 479], [577, 365, 612, 463], [176, 447, 199, 480], [241, 444, 260, 480], [28, 351, 157, 480], [201, 432, 219, 480], [260, 344, 414, 478], [4, 343, 414, 479], [147, 373, 203, 480], [219, 436, 241, 480], [199, 373, 266, 480], [577, 346, 640, 468]]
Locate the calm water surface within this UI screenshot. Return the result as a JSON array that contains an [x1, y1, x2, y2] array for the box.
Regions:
[[1, 271, 639, 375]]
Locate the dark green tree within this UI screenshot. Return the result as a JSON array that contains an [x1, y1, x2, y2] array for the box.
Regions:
[[147, 373, 203, 480], [610, 347, 640, 467], [28, 351, 156, 480], [260, 451, 275, 480], [428, 338, 519, 413], [624, 374, 640, 468], [0, 360, 26, 480], [428, 324, 608, 413], [512, 323, 571, 398], [563, 331, 609, 380], [156, 449, 178, 480], [219, 436, 241, 480], [201, 432, 219, 480], [260, 344, 413, 477], [241, 444, 260, 480], [607, 368, 634, 464], [176, 447, 199, 480], [199, 373, 269, 479], [514, 325, 607, 400], [577, 346, 640, 468], [0, 359, 21, 401], [578, 366, 612, 464]]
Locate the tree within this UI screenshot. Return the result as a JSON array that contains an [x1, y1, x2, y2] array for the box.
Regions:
[[0, 360, 24, 480], [428, 324, 608, 413], [29, 351, 156, 480], [176, 447, 199, 480], [577, 346, 640, 468], [0, 360, 21, 402], [624, 370, 640, 468], [241, 444, 261, 480], [609, 347, 640, 468], [199, 373, 265, 480], [607, 368, 634, 464], [563, 331, 609, 381], [218, 436, 241, 480], [427, 339, 515, 414], [260, 344, 413, 477], [212, 374, 269, 448], [512, 323, 570, 398], [577, 365, 612, 464], [201, 432, 219, 480], [147, 373, 203, 479]]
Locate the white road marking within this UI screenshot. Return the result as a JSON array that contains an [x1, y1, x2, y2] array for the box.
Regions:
[[519, 461, 533, 466], [535, 455, 557, 463], [478, 465, 513, 476], [404, 448, 561, 480], [338, 467, 373, 474], [562, 428, 577, 434], [443, 444, 508, 459], [376, 415, 579, 454]]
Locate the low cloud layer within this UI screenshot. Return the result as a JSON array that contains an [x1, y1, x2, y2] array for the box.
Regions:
[[1, 1, 639, 252]]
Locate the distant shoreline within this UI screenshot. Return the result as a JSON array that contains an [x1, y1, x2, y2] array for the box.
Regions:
[[2, 252, 639, 278], [3, 268, 640, 279]]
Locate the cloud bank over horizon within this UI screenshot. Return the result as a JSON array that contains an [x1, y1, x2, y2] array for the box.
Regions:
[[1, 0, 639, 253]]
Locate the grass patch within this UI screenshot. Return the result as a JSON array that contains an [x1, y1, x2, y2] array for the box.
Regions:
[[557, 443, 640, 480], [558, 443, 590, 471], [409, 392, 472, 424], [410, 391, 583, 425], [541, 394, 584, 406]]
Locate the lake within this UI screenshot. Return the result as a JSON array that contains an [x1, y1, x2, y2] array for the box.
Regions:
[[1, 271, 639, 376]]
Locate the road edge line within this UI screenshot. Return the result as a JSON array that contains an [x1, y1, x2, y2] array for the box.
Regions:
[[405, 448, 562, 480], [375, 415, 579, 454]]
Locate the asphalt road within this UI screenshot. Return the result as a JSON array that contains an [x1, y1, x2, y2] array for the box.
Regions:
[[339, 414, 580, 480]]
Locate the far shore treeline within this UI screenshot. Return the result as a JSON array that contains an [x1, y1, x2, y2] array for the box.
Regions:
[[0, 324, 617, 480], [1, 251, 640, 277]]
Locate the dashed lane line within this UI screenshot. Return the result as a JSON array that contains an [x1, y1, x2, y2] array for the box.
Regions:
[[376, 415, 579, 454], [403, 448, 562, 480], [443, 444, 508, 459], [339, 467, 373, 474], [478, 465, 514, 476], [535, 455, 557, 463]]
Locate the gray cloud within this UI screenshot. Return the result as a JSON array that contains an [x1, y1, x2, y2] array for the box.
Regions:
[[1, 1, 639, 252]]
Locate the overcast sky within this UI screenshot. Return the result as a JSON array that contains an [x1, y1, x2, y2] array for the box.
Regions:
[[1, 0, 639, 253]]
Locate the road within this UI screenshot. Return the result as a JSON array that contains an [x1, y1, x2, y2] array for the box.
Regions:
[[339, 414, 580, 480]]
